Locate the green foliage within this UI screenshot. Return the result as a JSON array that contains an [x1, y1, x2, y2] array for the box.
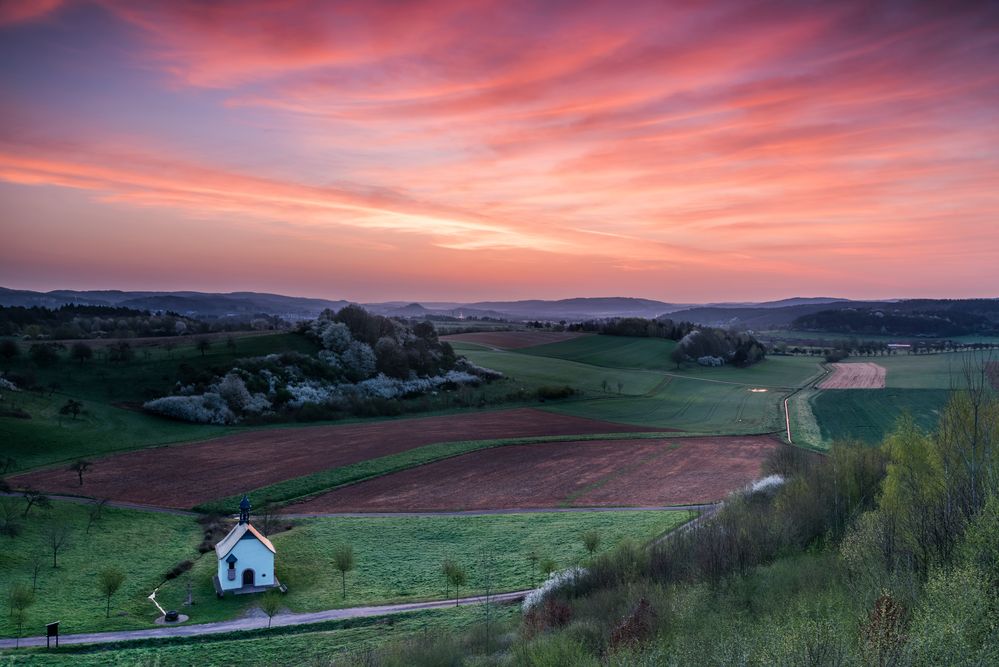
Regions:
[[97, 567, 125, 618]]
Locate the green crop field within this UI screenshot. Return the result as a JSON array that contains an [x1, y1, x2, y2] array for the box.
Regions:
[[874, 351, 986, 389], [809, 388, 953, 445], [0, 502, 691, 639], [5, 606, 519, 666]]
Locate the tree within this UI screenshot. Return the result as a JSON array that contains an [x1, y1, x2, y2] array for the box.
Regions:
[[539, 557, 557, 580], [68, 459, 92, 485], [29, 554, 43, 592], [86, 498, 108, 534], [260, 589, 282, 628], [29, 343, 59, 368], [226, 336, 237, 351], [526, 550, 540, 587], [670, 346, 685, 370], [164, 341, 177, 358], [0, 499, 22, 538], [442, 558, 457, 596], [108, 341, 133, 363], [332, 544, 355, 598], [447, 563, 467, 606], [21, 487, 51, 519], [70, 342, 93, 365], [196, 338, 211, 356], [8, 583, 34, 648], [581, 530, 601, 557], [617, 381, 623, 394], [0, 339, 19, 367], [98, 567, 125, 618], [59, 399, 83, 421], [46, 522, 73, 567]]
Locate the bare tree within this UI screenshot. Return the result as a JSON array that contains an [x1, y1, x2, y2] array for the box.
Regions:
[[260, 589, 282, 628], [447, 563, 467, 607], [8, 583, 34, 648], [68, 460, 93, 486], [21, 487, 51, 519], [98, 568, 125, 618], [581, 529, 601, 557], [29, 554, 43, 592], [86, 498, 108, 534], [196, 338, 212, 356], [46, 522, 73, 567]]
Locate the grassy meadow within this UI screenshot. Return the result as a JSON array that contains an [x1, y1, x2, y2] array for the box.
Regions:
[[153, 510, 694, 623], [0, 501, 202, 638], [0, 499, 691, 639]]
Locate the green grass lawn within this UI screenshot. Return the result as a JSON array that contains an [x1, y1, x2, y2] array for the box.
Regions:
[[5, 605, 519, 666], [153, 511, 693, 625], [0, 501, 202, 639]]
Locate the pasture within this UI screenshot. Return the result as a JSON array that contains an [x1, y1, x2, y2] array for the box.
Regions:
[[810, 388, 952, 445], [287, 435, 778, 513]]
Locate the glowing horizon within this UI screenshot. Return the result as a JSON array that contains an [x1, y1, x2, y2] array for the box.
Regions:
[[1, 1, 998, 303]]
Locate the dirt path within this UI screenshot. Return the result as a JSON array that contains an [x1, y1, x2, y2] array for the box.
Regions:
[[0, 493, 714, 519]]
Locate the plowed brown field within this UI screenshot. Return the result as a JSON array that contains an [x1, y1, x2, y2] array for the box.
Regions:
[[11, 409, 648, 508], [442, 331, 586, 349], [286, 435, 779, 512], [818, 362, 886, 389]]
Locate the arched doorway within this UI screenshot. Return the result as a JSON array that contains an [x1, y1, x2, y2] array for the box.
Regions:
[[242, 569, 255, 586]]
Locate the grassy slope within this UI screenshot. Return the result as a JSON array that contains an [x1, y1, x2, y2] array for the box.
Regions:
[[519, 335, 678, 370], [0, 502, 202, 638], [152, 511, 693, 624], [1, 333, 317, 471]]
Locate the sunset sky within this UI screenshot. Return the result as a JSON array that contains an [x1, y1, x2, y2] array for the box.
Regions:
[[1, 0, 998, 302]]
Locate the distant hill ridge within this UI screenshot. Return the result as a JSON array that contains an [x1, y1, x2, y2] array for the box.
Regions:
[[2, 287, 993, 328]]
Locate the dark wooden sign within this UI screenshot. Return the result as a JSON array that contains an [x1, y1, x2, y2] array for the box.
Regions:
[[46, 621, 60, 648]]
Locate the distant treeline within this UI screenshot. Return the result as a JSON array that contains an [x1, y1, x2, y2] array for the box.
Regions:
[[792, 301, 999, 337], [571, 316, 767, 367], [0, 304, 283, 339]]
